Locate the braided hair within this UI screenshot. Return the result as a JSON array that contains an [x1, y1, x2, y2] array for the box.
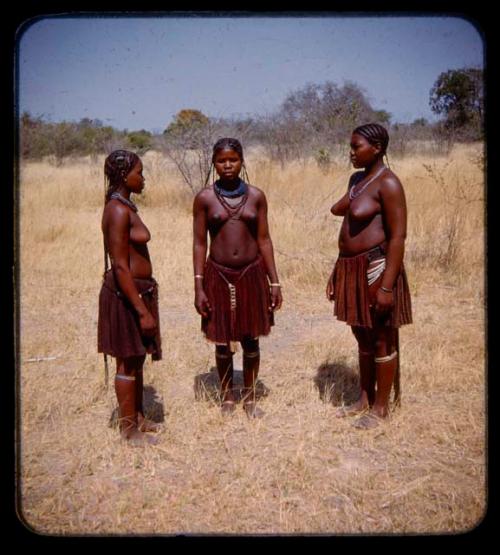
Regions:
[[211, 137, 244, 163], [104, 149, 140, 202], [353, 123, 390, 166], [204, 137, 250, 187]]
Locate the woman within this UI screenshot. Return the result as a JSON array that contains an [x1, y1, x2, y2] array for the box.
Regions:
[[193, 138, 282, 418], [98, 150, 162, 446], [326, 123, 412, 429]]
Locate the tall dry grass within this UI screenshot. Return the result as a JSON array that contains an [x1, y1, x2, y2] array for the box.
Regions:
[[18, 143, 485, 535]]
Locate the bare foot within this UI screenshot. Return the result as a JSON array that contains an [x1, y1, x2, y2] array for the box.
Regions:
[[335, 400, 369, 418], [121, 428, 159, 446], [353, 410, 387, 430], [137, 413, 162, 433], [243, 401, 265, 419], [221, 400, 236, 416]]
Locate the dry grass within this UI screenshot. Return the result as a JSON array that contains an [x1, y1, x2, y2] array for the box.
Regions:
[[18, 143, 486, 535]]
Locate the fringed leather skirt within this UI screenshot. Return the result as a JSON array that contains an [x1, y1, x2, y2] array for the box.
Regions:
[[98, 270, 162, 360], [332, 244, 412, 328], [202, 255, 274, 343]]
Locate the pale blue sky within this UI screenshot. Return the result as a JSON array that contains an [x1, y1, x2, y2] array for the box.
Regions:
[[17, 14, 484, 133]]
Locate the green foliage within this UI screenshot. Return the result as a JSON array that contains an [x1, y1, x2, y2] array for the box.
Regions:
[[126, 130, 153, 154], [429, 68, 484, 140], [19, 71, 484, 167], [255, 81, 391, 164], [163, 109, 209, 136], [19, 113, 150, 163], [315, 148, 331, 174]]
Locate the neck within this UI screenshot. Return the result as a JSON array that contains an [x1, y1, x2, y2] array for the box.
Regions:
[[217, 177, 241, 190], [115, 186, 131, 199], [364, 158, 385, 174]]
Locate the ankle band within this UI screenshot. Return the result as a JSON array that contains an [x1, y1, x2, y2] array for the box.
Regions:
[[243, 350, 260, 358], [374, 351, 397, 363], [115, 374, 136, 381]]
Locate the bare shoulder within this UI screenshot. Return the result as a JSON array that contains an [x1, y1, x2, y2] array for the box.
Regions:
[[193, 186, 215, 206], [380, 169, 404, 193], [248, 184, 266, 202], [102, 200, 130, 235], [103, 199, 130, 220]]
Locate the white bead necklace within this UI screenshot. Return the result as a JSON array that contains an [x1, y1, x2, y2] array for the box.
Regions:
[[349, 166, 386, 200]]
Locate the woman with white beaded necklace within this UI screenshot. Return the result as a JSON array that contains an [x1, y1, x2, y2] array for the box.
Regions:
[[326, 123, 412, 429], [98, 150, 162, 446]]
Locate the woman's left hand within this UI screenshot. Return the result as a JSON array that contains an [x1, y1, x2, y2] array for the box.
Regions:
[[374, 288, 394, 313], [270, 286, 283, 312]]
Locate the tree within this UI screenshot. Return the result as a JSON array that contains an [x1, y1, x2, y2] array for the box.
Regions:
[[160, 109, 215, 193], [126, 129, 153, 154], [429, 68, 484, 140], [255, 80, 386, 164], [163, 109, 209, 137]]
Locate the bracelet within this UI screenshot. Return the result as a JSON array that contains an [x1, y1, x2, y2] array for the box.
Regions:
[[269, 283, 282, 287], [380, 286, 393, 293], [194, 275, 204, 279]]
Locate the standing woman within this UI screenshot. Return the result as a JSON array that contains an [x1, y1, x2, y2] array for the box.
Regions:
[[326, 124, 412, 429], [193, 138, 282, 418], [98, 150, 162, 446]]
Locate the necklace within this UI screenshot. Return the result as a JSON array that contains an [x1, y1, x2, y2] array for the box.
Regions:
[[110, 192, 138, 212], [349, 166, 386, 200], [214, 186, 248, 220], [214, 178, 248, 198]]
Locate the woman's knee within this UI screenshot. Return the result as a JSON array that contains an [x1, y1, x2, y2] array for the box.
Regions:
[[215, 344, 232, 357], [373, 327, 395, 357], [117, 355, 145, 376], [351, 327, 373, 352], [241, 337, 259, 353]]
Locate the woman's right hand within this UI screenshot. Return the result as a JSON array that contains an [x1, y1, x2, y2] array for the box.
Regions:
[[326, 272, 334, 301], [195, 289, 212, 318], [139, 310, 157, 337]]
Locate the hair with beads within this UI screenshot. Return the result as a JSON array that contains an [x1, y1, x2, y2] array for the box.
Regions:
[[204, 137, 250, 187], [353, 123, 390, 155], [103, 149, 140, 202]]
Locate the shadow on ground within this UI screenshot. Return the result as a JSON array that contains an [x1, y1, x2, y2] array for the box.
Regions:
[[194, 366, 270, 405], [108, 384, 165, 428], [314, 360, 359, 407]]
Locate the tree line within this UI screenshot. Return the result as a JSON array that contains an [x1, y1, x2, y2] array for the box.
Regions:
[[19, 68, 483, 189]]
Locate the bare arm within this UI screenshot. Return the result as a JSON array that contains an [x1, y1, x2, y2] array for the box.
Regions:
[[192, 191, 211, 317], [375, 174, 408, 312], [256, 189, 282, 311], [105, 203, 156, 335]]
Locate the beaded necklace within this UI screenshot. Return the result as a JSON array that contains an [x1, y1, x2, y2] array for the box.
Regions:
[[110, 192, 138, 212], [349, 166, 386, 201], [214, 183, 248, 220], [214, 178, 248, 198]]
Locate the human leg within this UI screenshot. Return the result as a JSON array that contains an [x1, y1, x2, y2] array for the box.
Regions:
[[135, 366, 161, 433], [241, 337, 264, 419], [115, 356, 158, 445], [354, 325, 397, 429], [371, 325, 397, 418], [336, 326, 375, 417], [215, 344, 236, 414]]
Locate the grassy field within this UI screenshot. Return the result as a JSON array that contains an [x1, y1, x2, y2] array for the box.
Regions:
[[18, 143, 485, 535]]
